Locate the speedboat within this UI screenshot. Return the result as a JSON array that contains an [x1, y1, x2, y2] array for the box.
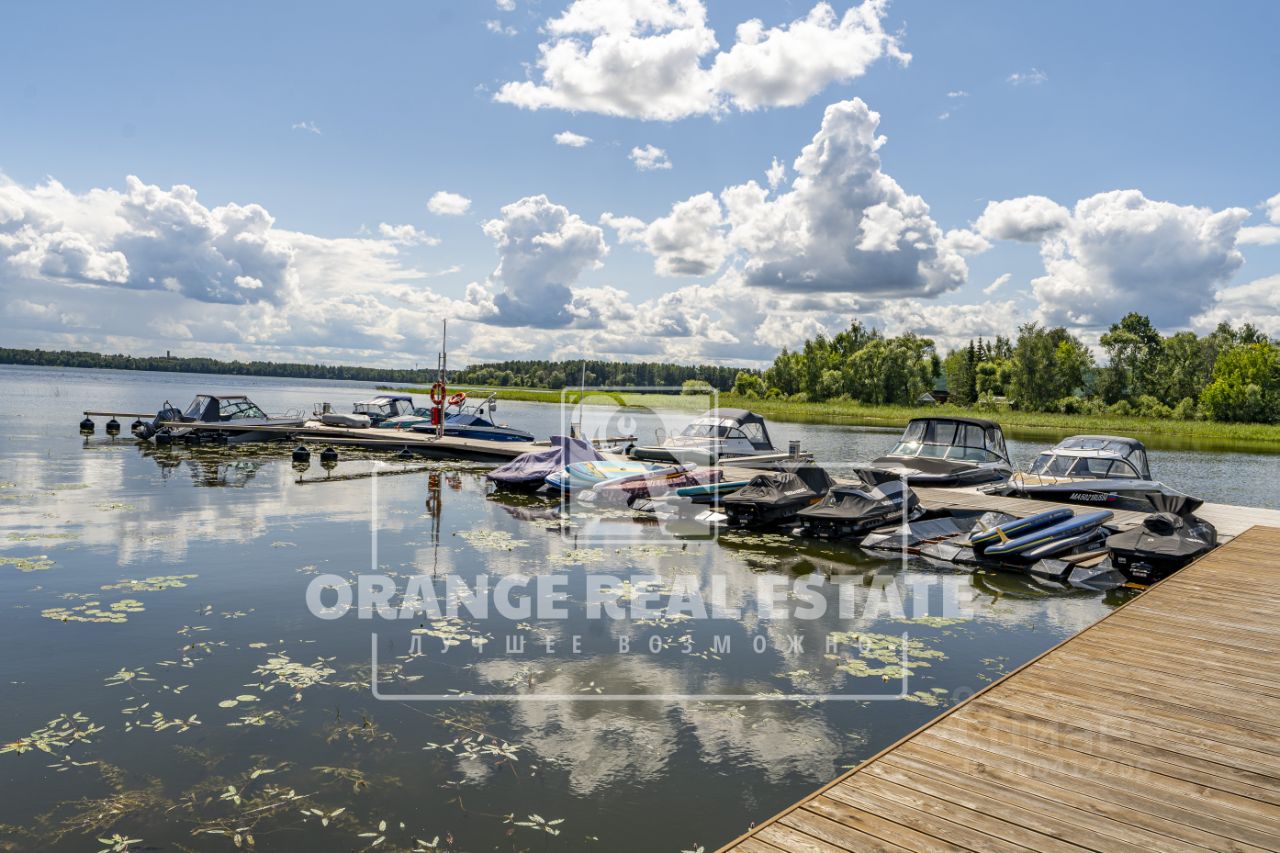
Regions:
[[795, 481, 922, 539], [855, 417, 1013, 487], [628, 409, 779, 465], [592, 466, 731, 506], [982, 435, 1199, 512], [133, 394, 305, 444], [408, 394, 535, 443], [318, 394, 420, 428], [720, 461, 835, 529]]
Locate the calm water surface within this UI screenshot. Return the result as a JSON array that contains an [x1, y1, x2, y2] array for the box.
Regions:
[[0, 366, 1270, 851]]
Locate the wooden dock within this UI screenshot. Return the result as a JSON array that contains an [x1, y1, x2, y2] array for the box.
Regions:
[[719, 524, 1280, 853], [912, 485, 1280, 543]]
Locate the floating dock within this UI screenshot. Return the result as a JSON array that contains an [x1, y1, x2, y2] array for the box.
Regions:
[[718, 524, 1280, 852]]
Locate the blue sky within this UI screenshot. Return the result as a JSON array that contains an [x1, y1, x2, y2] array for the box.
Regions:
[[2, 0, 1278, 367]]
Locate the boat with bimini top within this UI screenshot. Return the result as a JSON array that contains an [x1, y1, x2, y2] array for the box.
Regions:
[[981, 434, 1203, 512], [855, 417, 1013, 487], [628, 409, 779, 465], [133, 394, 305, 444]]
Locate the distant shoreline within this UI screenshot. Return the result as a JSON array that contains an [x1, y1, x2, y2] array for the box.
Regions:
[[388, 384, 1280, 448]]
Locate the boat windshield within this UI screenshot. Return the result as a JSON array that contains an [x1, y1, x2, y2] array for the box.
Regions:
[[679, 419, 736, 440], [183, 395, 214, 420], [889, 420, 1006, 463], [219, 398, 266, 420], [1028, 452, 1142, 479]]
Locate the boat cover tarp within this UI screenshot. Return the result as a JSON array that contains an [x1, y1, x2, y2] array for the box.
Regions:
[[486, 436, 602, 487], [799, 480, 918, 521], [1106, 510, 1217, 582], [721, 462, 834, 510]]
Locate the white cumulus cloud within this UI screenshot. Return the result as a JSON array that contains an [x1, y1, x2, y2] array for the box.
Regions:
[[605, 191, 728, 277], [975, 195, 1070, 242], [629, 144, 672, 171], [427, 191, 472, 216], [474, 194, 608, 327], [1005, 190, 1251, 327], [377, 223, 440, 246], [553, 130, 593, 147], [625, 99, 967, 298], [493, 0, 907, 121]]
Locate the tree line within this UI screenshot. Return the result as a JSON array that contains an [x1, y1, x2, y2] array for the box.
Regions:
[[0, 348, 436, 384], [0, 348, 753, 393], [452, 359, 748, 391], [732, 314, 1280, 424]]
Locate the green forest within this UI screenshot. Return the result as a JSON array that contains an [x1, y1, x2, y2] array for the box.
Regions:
[[0, 348, 750, 392], [733, 314, 1280, 424], [450, 358, 745, 391], [0, 348, 437, 384]]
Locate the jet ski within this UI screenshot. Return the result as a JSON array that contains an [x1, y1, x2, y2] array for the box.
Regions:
[[796, 481, 921, 540], [720, 462, 835, 529], [1105, 492, 1218, 583], [486, 435, 603, 491], [854, 417, 1013, 487], [982, 435, 1204, 513]]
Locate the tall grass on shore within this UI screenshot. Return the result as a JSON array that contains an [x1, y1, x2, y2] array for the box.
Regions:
[[381, 384, 1280, 445]]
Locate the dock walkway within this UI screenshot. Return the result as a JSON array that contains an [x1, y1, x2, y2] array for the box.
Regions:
[[719, 524, 1280, 852]]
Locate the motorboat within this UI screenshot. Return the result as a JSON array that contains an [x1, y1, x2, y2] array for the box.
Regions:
[[486, 436, 604, 491], [720, 461, 835, 529], [133, 394, 305, 444], [795, 481, 922, 539], [408, 394, 535, 443], [628, 409, 779, 465], [982, 435, 1200, 513], [855, 417, 1013, 487]]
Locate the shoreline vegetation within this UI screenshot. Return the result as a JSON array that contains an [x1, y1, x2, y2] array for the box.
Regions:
[[385, 384, 1280, 445]]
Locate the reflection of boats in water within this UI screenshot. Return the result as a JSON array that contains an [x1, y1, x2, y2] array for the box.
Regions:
[[856, 417, 1012, 487], [136, 444, 268, 487], [982, 435, 1202, 513], [628, 409, 780, 465], [134, 394, 305, 444]]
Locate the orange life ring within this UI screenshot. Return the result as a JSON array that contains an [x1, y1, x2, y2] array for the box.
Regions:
[[447, 392, 467, 407], [429, 382, 446, 406]]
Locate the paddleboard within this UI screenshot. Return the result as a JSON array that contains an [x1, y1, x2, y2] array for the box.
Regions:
[[970, 507, 1073, 549]]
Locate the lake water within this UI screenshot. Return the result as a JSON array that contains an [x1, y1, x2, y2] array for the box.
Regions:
[[0, 365, 1271, 851]]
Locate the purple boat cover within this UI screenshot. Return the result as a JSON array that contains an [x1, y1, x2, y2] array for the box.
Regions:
[[486, 435, 604, 487]]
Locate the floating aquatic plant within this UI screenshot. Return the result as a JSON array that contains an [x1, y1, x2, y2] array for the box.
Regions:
[[41, 599, 144, 624], [458, 529, 527, 551], [100, 574, 197, 593], [1, 712, 104, 756], [0, 555, 55, 572]]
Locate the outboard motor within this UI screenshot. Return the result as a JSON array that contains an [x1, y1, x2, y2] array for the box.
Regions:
[[134, 405, 183, 441]]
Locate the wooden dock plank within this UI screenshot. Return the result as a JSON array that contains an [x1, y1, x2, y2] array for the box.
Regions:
[[718, 525, 1280, 853]]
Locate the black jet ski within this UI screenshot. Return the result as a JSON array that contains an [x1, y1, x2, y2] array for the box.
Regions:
[[1106, 492, 1217, 583], [720, 461, 834, 529], [796, 481, 921, 540]]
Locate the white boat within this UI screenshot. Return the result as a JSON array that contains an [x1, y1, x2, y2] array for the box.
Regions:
[[628, 409, 778, 465]]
